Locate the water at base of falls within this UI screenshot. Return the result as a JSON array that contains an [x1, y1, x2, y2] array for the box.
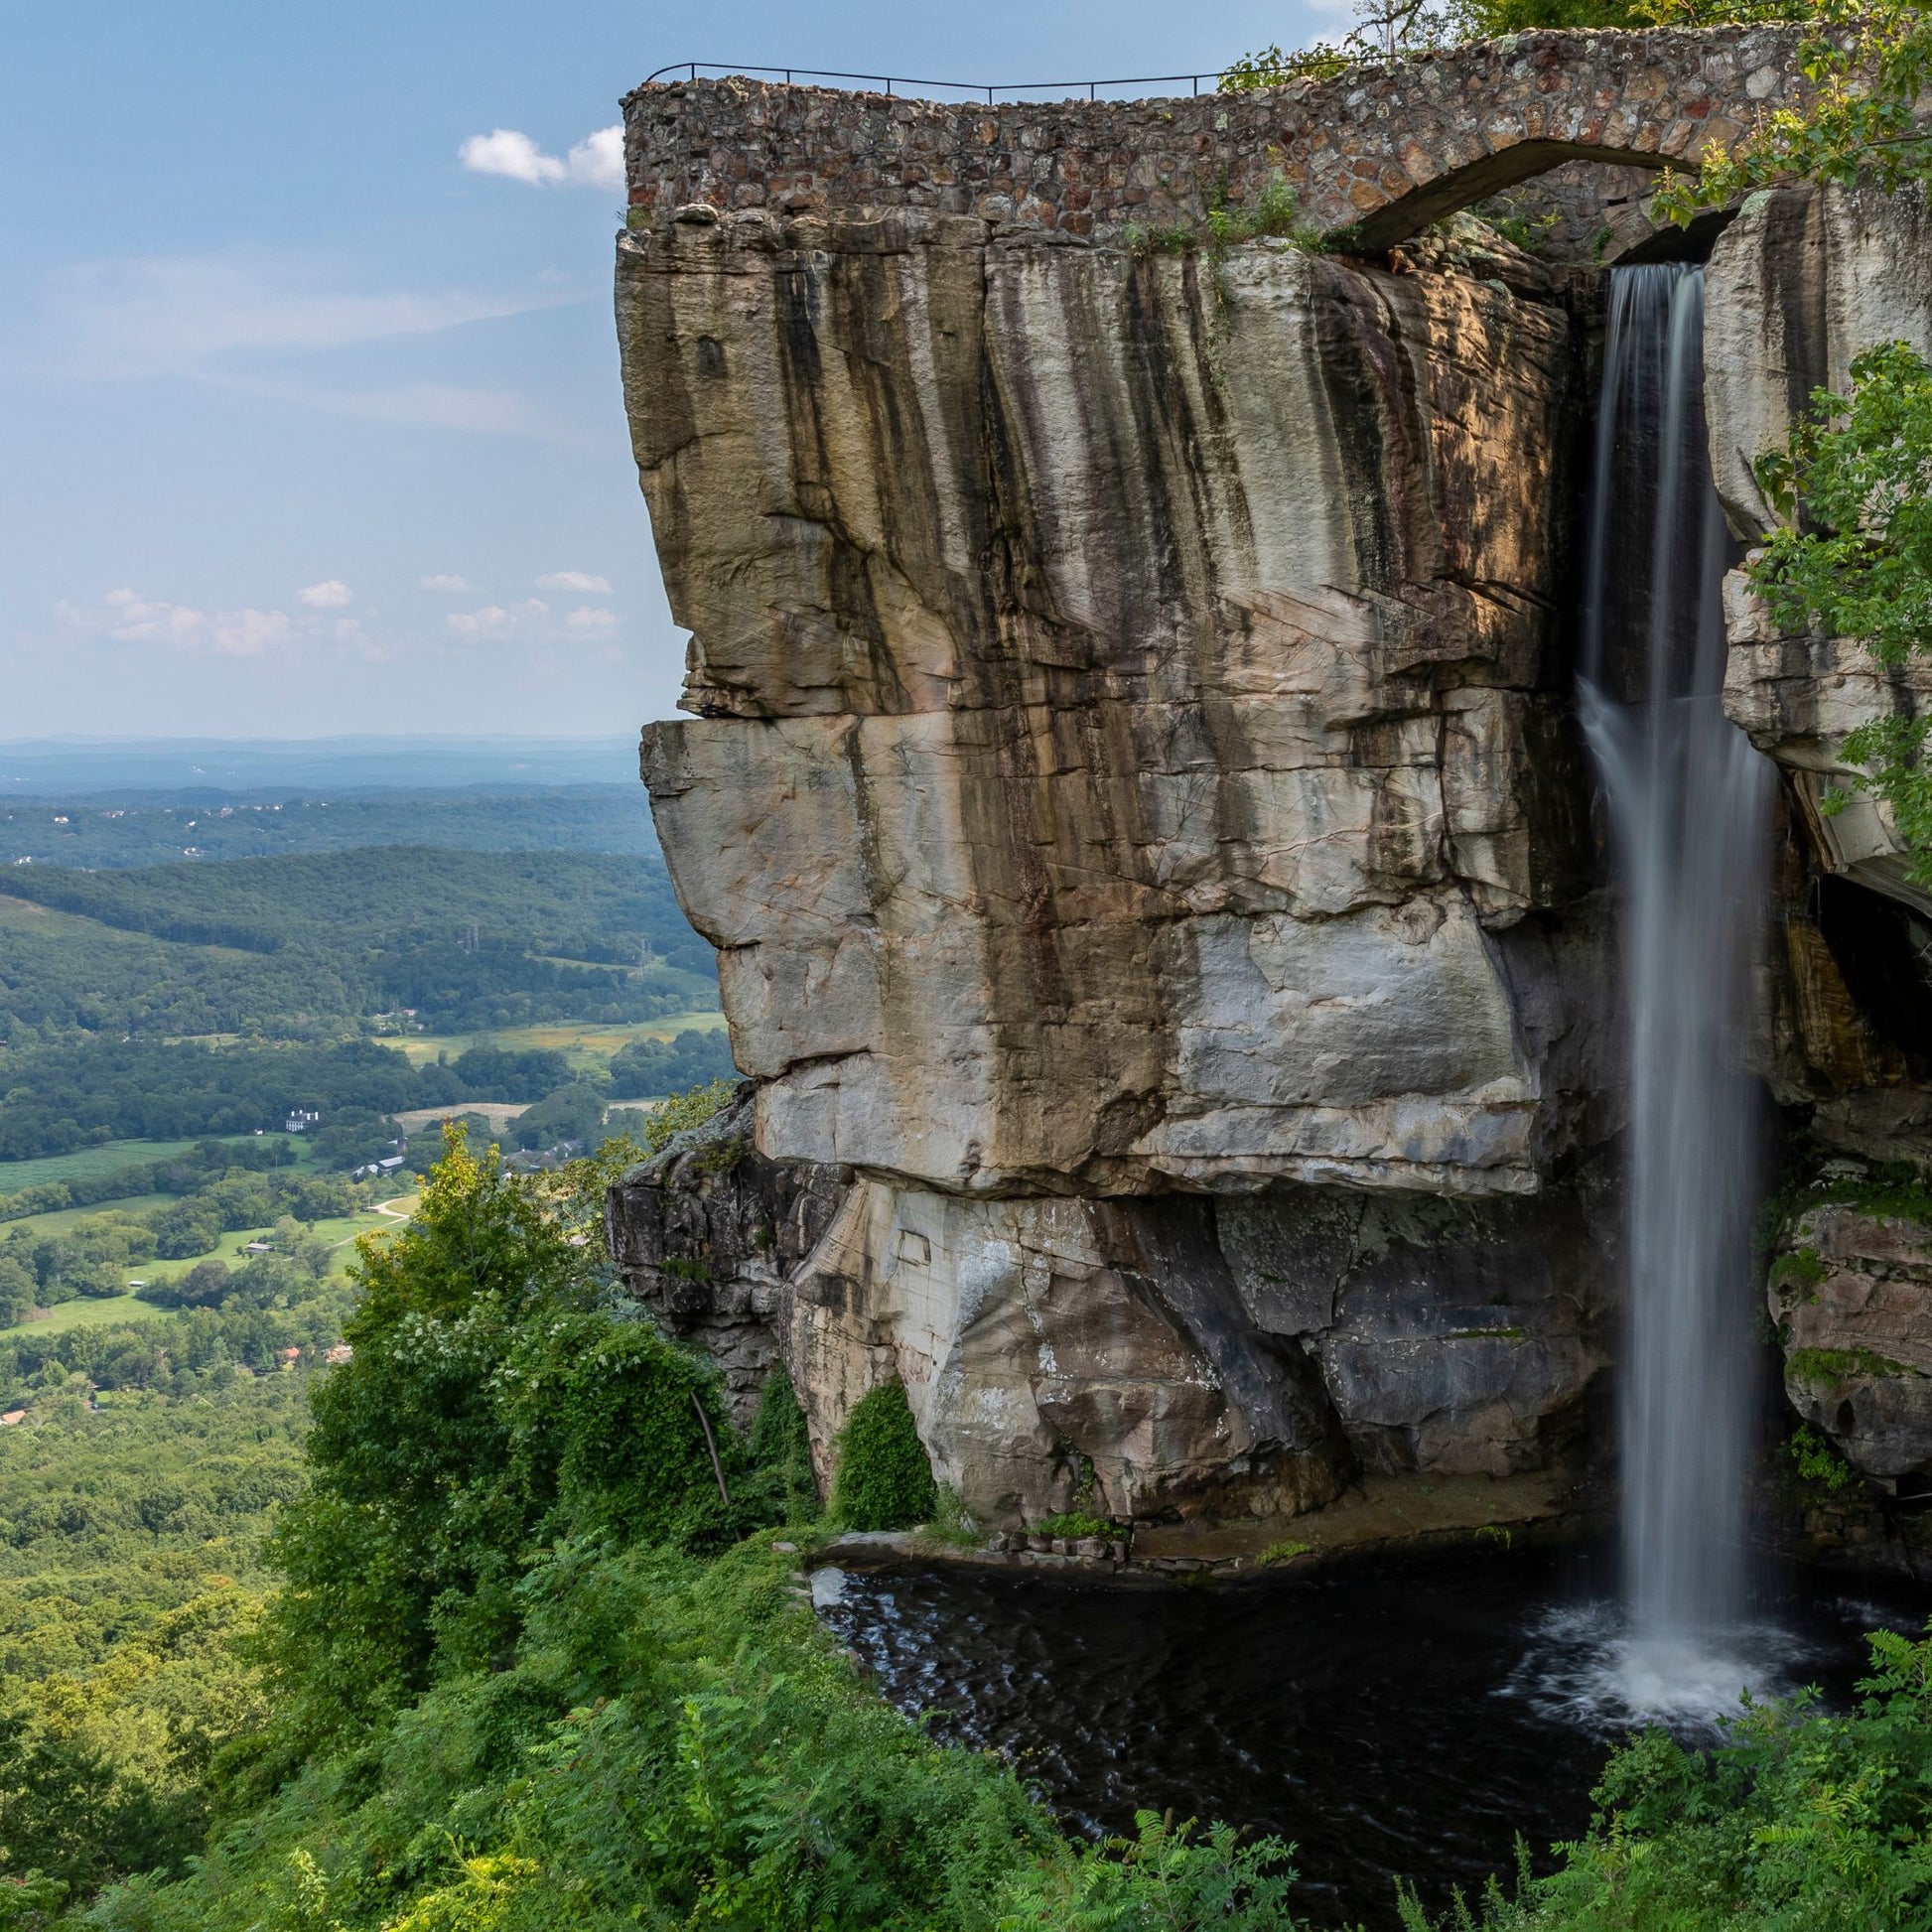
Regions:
[[1583, 263, 1777, 1716], [818, 1553, 1917, 1929]]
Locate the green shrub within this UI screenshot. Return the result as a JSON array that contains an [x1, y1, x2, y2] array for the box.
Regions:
[[750, 1365, 819, 1524], [830, 1380, 937, 1532], [1788, 1422, 1857, 1492], [1032, 1511, 1114, 1541], [642, 1077, 738, 1155], [1410, 1621, 1932, 1930]]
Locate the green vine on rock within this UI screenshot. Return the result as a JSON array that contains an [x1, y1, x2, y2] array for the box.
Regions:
[[1748, 341, 1932, 879]]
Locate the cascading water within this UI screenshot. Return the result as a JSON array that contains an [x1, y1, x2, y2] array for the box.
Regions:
[[1581, 263, 1778, 1711]]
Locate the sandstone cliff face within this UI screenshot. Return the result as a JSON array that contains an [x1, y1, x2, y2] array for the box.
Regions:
[[1770, 1197, 1932, 1485], [615, 208, 1616, 1522], [1709, 184, 1932, 920], [624, 212, 1603, 1199], [1707, 183, 1932, 1479]]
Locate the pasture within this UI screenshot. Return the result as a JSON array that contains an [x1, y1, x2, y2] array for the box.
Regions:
[[376, 1013, 725, 1073]]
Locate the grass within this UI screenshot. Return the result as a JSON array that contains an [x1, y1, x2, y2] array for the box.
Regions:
[[374, 1014, 725, 1074], [1257, 1538, 1312, 1567], [1, 1193, 176, 1241], [18, 1292, 172, 1334], [0, 1139, 246, 1190]]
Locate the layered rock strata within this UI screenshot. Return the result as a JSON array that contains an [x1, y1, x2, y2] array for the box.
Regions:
[[613, 198, 1619, 1524], [1709, 183, 1932, 920], [1769, 1195, 1932, 1487], [1707, 182, 1932, 1479]]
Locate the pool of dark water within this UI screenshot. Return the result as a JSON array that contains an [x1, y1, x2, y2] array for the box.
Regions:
[[816, 1546, 1927, 1929]]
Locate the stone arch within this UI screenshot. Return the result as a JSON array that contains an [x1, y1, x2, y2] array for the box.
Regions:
[[1285, 25, 1809, 247]]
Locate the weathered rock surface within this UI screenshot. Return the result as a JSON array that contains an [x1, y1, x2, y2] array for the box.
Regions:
[[605, 1087, 849, 1429], [1771, 1197, 1932, 1483], [614, 116, 1627, 1524], [1704, 179, 1932, 1202], [610, 1145, 1614, 1521], [1708, 184, 1932, 920], [625, 213, 1608, 1205]]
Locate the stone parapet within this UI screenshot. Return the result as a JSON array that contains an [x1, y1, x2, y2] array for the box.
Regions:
[[623, 25, 1807, 248]]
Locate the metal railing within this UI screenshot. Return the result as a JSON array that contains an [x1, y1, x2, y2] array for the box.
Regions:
[[639, 61, 1228, 103]]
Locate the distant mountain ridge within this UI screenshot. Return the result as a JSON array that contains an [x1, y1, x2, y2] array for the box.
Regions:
[[0, 735, 641, 797], [3, 786, 660, 869]]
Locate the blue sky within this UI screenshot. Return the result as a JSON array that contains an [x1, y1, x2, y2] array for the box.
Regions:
[[4, 0, 1331, 739]]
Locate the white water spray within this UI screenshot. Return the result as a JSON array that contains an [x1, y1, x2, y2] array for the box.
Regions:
[[1581, 264, 1777, 1710]]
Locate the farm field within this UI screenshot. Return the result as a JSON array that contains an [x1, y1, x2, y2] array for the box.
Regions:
[[377, 1012, 725, 1072], [4, 1189, 415, 1308], [0, 1136, 303, 1191], [17, 1291, 172, 1334], [0, 1193, 176, 1242]]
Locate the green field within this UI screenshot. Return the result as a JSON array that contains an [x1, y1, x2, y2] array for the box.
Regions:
[[17, 1291, 172, 1334], [0, 1140, 224, 1190], [377, 1013, 725, 1074], [3, 1190, 414, 1323], [122, 1195, 416, 1287], [0, 1192, 176, 1242]]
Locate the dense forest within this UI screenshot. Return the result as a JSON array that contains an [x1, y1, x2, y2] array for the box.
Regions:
[[0, 1376, 311, 1891], [0, 787, 660, 870]]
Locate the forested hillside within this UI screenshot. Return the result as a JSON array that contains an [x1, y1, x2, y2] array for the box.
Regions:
[[0, 1036, 621, 1160], [0, 1376, 311, 1891], [0, 846, 714, 1046]]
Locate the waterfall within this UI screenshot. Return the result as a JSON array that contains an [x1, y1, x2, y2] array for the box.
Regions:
[[1581, 265, 1775, 1684]]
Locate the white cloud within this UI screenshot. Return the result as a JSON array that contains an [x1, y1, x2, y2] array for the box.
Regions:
[[565, 126, 625, 193], [419, 574, 471, 592], [208, 609, 292, 655], [445, 599, 548, 641], [564, 606, 618, 634], [297, 579, 353, 608], [459, 129, 566, 186], [60, 589, 291, 657], [461, 124, 623, 192], [96, 588, 205, 644], [536, 571, 611, 593]]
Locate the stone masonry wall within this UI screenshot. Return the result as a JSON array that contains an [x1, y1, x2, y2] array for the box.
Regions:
[[624, 25, 1807, 249]]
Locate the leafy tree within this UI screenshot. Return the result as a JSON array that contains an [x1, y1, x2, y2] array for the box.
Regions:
[[509, 1082, 610, 1153], [259, 1130, 748, 1748], [0, 1258, 35, 1324], [606, 1025, 736, 1098], [640, 1076, 739, 1155]]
